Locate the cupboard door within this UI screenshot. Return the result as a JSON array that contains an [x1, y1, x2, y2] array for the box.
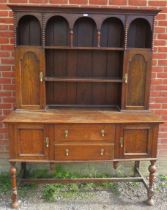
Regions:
[[122, 49, 151, 110], [118, 124, 158, 158], [15, 47, 45, 109], [15, 124, 49, 160]]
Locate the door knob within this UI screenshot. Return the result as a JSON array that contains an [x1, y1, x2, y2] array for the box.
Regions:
[[64, 130, 68, 138], [65, 149, 69, 156], [100, 148, 104, 156], [101, 129, 105, 137]]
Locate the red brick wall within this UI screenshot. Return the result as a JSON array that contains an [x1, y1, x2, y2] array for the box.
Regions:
[[0, 0, 167, 161]]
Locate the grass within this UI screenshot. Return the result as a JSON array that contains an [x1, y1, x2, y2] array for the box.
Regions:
[[0, 173, 11, 194], [41, 165, 120, 201], [0, 171, 37, 199]]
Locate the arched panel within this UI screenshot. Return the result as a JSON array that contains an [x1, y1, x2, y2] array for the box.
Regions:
[[46, 16, 69, 46], [17, 15, 41, 46], [128, 18, 152, 48], [101, 17, 124, 47], [74, 17, 97, 47], [127, 54, 147, 106], [21, 51, 40, 105]]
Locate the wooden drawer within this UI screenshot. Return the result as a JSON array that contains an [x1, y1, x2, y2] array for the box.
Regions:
[[54, 124, 115, 142], [54, 144, 114, 161]]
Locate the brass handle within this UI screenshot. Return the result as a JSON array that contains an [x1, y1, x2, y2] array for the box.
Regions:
[[39, 72, 44, 82], [120, 137, 124, 148], [124, 73, 128, 84], [64, 130, 68, 138], [65, 149, 69, 156], [45, 137, 49, 148], [100, 148, 104, 156], [101, 129, 105, 137]]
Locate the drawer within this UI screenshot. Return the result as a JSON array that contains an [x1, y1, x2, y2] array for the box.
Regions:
[[54, 144, 114, 161], [54, 124, 115, 142]]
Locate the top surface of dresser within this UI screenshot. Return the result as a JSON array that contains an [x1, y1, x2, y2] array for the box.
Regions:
[[3, 109, 163, 124]]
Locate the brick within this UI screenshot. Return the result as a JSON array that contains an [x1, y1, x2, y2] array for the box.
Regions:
[[150, 91, 162, 97], [153, 53, 166, 59], [89, 0, 107, 5], [69, 0, 87, 4], [152, 97, 167, 103], [150, 103, 162, 109], [9, 25, 14, 30], [151, 78, 163, 85], [0, 78, 12, 84], [0, 66, 12, 71], [3, 109, 13, 116], [2, 71, 15, 77], [158, 47, 167, 53], [1, 59, 15, 65], [0, 45, 14, 51], [3, 97, 15, 103], [3, 84, 16, 91], [0, 38, 9, 44], [158, 20, 167, 26], [152, 85, 167, 91], [157, 73, 167, 78], [158, 34, 167, 39], [8, 0, 28, 3], [0, 31, 13, 38], [0, 25, 8, 30], [0, 18, 13, 24], [0, 51, 10, 57], [49, 0, 68, 4], [158, 60, 167, 66], [0, 5, 8, 10], [109, 0, 127, 5], [160, 138, 167, 144], [0, 92, 12, 97], [29, 0, 48, 3], [158, 145, 167, 150], [152, 67, 164, 73], [0, 11, 9, 17], [154, 27, 166, 33], [156, 13, 166, 20], [149, 1, 166, 7], [162, 104, 167, 109], [154, 40, 166, 46], [128, 0, 146, 6], [0, 104, 12, 109]]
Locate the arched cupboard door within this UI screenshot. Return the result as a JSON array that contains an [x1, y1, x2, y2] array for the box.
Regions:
[[15, 47, 45, 109], [122, 49, 151, 110]]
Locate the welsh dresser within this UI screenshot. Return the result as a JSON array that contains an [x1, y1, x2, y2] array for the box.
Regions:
[[3, 4, 163, 208]]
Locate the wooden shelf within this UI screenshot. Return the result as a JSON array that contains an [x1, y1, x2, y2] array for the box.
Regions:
[[45, 77, 123, 83], [45, 46, 124, 51], [47, 104, 120, 110]]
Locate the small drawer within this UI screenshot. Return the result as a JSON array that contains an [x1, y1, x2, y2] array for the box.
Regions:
[[54, 143, 114, 161], [54, 124, 115, 142]]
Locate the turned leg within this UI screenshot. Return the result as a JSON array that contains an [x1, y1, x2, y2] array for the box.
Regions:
[[146, 160, 156, 206], [21, 162, 27, 178], [49, 163, 55, 173], [113, 161, 119, 170], [134, 161, 140, 176], [10, 162, 19, 209]]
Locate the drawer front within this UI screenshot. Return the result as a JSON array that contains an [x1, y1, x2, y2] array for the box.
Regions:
[[54, 144, 114, 161], [54, 124, 115, 142]]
